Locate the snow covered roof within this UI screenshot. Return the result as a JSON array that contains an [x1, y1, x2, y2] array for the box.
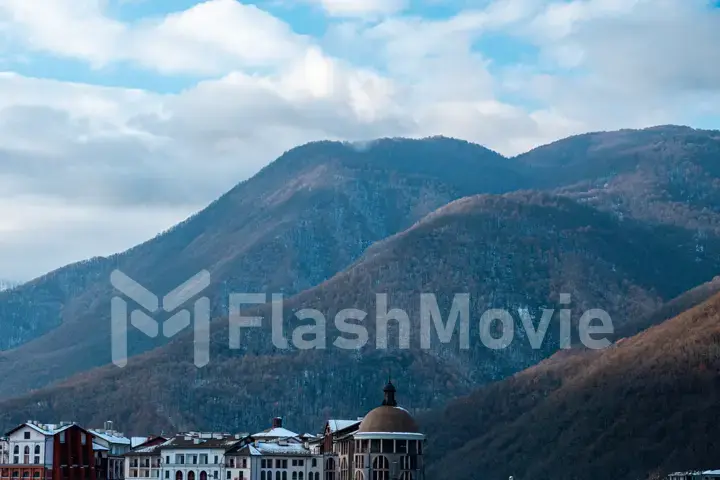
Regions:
[[327, 420, 361, 433], [93, 443, 109, 451], [131, 437, 150, 448], [90, 430, 131, 445], [235, 441, 311, 457], [6, 422, 79, 437], [161, 434, 244, 450], [252, 427, 298, 440]]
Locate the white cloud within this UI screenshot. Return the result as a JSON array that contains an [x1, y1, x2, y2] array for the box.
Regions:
[[0, 0, 719, 280], [303, 0, 409, 18], [0, 0, 308, 74]]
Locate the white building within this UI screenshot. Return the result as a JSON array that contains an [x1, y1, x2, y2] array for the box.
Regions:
[[159, 433, 247, 480], [124, 436, 169, 480], [226, 439, 322, 480], [0, 437, 8, 465]]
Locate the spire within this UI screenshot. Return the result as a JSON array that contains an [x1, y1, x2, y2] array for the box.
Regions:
[[382, 379, 397, 407]]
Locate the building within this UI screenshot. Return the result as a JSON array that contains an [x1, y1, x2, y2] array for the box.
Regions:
[[159, 433, 247, 480], [320, 382, 424, 480], [226, 438, 322, 480], [251, 421, 298, 443], [0, 438, 8, 465], [124, 437, 168, 480], [91, 423, 133, 480], [0, 421, 98, 480]]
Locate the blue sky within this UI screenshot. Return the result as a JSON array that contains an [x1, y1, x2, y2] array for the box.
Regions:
[[0, 0, 719, 280]]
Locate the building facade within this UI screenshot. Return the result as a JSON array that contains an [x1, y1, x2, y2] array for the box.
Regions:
[[320, 382, 424, 480], [0, 422, 98, 480], [124, 437, 168, 480], [91, 424, 132, 480]]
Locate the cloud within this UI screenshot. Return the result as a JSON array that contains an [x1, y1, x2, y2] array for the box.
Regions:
[[0, 0, 719, 280], [0, 0, 309, 74], [303, 0, 409, 18]]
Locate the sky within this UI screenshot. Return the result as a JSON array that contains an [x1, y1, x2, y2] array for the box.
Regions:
[[0, 0, 719, 281]]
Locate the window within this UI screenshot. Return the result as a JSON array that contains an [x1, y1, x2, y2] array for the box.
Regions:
[[59, 433, 66, 444], [165, 472, 169, 478], [298, 461, 303, 467], [227, 472, 231, 479], [24, 446, 30, 464], [275, 460, 281, 469], [239, 473, 244, 480], [371, 457, 389, 480], [325, 459, 335, 480], [261, 472, 266, 480], [242, 459, 247, 469], [213, 472, 218, 479], [177, 455, 185, 465], [354, 474, 364, 480], [282, 461, 287, 469], [293, 473, 297, 480], [261, 460, 266, 469], [24, 432, 31, 440], [81, 434, 87, 446], [275, 473, 280, 480], [33, 473, 40, 478], [214, 457, 218, 465], [192, 456, 198, 465], [299, 473, 303, 480]]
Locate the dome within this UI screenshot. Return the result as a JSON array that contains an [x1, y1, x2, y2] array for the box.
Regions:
[[357, 405, 419, 433], [357, 380, 419, 433]]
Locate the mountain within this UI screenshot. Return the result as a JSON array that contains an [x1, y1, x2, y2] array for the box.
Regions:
[[518, 125, 720, 234], [0, 137, 524, 398], [1, 125, 719, 422], [422, 289, 720, 480], [0, 190, 718, 435]]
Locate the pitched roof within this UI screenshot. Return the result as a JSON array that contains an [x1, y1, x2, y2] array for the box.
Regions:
[[232, 441, 311, 457], [161, 434, 245, 450], [252, 428, 298, 440], [90, 430, 132, 445], [6, 422, 87, 438], [326, 420, 361, 434]]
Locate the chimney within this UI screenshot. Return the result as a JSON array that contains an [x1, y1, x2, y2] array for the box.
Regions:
[[272, 418, 283, 429]]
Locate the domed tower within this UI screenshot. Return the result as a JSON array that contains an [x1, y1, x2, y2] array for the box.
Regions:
[[353, 381, 425, 480]]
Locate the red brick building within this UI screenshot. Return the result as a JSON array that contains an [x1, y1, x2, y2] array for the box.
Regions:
[[0, 422, 98, 480]]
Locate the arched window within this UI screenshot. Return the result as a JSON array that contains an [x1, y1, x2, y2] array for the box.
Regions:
[[176, 472, 183, 480], [325, 459, 335, 480], [371, 457, 389, 480], [23, 447, 30, 464], [188, 471, 196, 480], [354, 472, 364, 480], [261, 472, 266, 480], [14, 446, 19, 454], [34, 446, 40, 455], [199, 471, 206, 480], [292, 473, 297, 480], [299, 473, 303, 480], [275, 472, 280, 480]]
